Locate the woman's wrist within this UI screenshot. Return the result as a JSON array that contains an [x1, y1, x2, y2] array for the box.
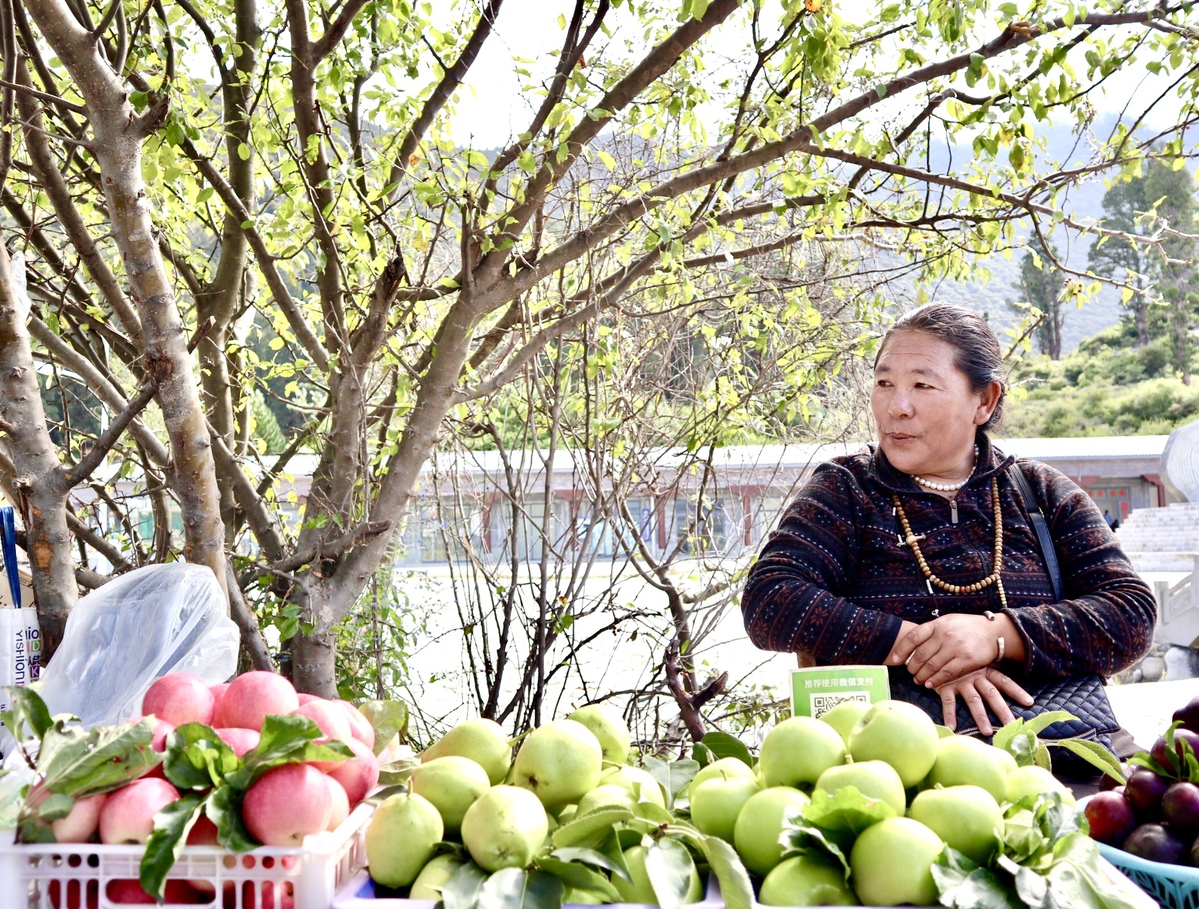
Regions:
[[984, 612, 1024, 663]]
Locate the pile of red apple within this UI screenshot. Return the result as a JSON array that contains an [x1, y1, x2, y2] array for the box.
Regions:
[[1085, 695, 1199, 868], [31, 670, 386, 906]]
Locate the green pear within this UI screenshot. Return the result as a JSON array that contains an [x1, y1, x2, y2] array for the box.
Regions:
[[408, 755, 491, 834], [599, 765, 667, 808], [365, 791, 443, 888], [567, 703, 632, 764], [408, 854, 466, 900], [422, 718, 512, 785], [512, 719, 603, 809], [460, 785, 549, 872]]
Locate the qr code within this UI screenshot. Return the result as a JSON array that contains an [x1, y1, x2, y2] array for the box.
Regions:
[[810, 691, 870, 718]]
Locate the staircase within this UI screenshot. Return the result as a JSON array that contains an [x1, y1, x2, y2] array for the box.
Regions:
[[1117, 502, 1199, 572]]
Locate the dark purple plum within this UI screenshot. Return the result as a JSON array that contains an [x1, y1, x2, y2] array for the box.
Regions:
[[1100, 770, 1126, 792], [1173, 696, 1199, 733], [1085, 791, 1138, 845], [1122, 823, 1190, 865], [1125, 769, 1171, 818], [1150, 729, 1199, 769], [1163, 782, 1199, 831]]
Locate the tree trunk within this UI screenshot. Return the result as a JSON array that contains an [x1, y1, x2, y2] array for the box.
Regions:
[[0, 248, 77, 658]]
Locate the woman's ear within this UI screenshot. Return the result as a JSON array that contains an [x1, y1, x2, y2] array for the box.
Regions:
[[974, 380, 1003, 425]]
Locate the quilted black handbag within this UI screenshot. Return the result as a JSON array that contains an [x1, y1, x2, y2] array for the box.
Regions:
[[889, 669, 1120, 744], [888, 463, 1120, 747]]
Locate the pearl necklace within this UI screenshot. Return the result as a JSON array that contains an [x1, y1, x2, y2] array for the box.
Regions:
[[909, 446, 979, 492]]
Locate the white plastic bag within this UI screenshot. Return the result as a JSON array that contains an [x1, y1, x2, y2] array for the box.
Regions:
[[35, 563, 239, 728]]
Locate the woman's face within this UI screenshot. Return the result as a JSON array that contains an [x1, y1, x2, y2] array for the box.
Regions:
[[871, 330, 1000, 480]]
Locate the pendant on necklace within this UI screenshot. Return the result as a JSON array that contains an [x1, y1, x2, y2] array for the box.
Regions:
[[950, 498, 959, 524]]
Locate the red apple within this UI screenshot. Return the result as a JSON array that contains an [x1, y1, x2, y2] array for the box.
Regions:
[[105, 878, 203, 905], [325, 773, 350, 830], [327, 736, 380, 806], [47, 879, 97, 909], [242, 763, 332, 846], [50, 792, 108, 843], [215, 672, 299, 730], [215, 727, 261, 758], [142, 718, 175, 780], [209, 682, 230, 717], [141, 673, 216, 727], [187, 813, 220, 846], [237, 881, 295, 909], [296, 692, 320, 705], [99, 778, 181, 844], [336, 700, 376, 750], [292, 699, 352, 771]]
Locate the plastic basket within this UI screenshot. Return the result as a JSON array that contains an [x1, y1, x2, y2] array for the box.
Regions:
[[0, 801, 372, 909], [1098, 841, 1199, 909], [331, 869, 725, 909]]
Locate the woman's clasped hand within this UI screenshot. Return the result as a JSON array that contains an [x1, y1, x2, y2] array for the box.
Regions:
[[886, 615, 1033, 735]]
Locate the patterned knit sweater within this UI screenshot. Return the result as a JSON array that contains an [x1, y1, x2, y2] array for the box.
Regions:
[[741, 432, 1156, 681]]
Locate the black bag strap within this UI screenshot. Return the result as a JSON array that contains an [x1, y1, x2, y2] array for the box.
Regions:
[[1008, 463, 1064, 602]]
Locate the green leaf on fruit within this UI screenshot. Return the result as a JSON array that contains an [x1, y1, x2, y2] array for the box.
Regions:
[[549, 845, 628, 879], [476, 867, 565, 909], [1050, 738, 1125, 782], [932, 846, 1021, 909], [536, 856, 623, 900], [802, 785, 897, 836], [643, 838, 696, 909], [34, 792, 74, 822], [225, 714, 353, 789], [778, 814, 850, 877], [163, 722, 239, 790], [551, 806, 635, 848], [699, 835, 754, 909], [2, 685, 54, 741], [444, 861, 490, 909], [206, 784, 257, 852], [696, 731, 753, 767], [140, 792, 205, 900], [642, 755, 697, 807], [360, 699, 410, 755]]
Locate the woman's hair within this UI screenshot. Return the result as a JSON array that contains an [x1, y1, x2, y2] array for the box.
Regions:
[[876, 303, 1007, 431]]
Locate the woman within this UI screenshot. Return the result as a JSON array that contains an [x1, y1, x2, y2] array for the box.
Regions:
[[742, 303, 1156, 751]]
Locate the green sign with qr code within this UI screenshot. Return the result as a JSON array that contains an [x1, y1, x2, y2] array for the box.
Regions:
[[791, 666, 892, 719]]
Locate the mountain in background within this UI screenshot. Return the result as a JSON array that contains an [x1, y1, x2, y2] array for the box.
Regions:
[[892, 113, 1195, 353]]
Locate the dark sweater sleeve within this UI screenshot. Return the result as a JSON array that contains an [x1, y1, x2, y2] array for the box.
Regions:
[[741, 463, 904, 665], [1005, 463, 1157, 679]]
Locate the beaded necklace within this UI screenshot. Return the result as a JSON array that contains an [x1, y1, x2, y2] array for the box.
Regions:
[[891, 475, 1008, 608]]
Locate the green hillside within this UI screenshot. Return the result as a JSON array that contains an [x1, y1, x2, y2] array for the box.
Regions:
[[1003, 321, 1199, 437]]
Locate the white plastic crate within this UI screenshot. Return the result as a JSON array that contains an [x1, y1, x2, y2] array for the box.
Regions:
[[0, 800, 372, 908], [331, 869, 724, 909]]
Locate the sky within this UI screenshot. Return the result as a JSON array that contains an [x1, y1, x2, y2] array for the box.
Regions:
[[443, 0, 1188, 150]]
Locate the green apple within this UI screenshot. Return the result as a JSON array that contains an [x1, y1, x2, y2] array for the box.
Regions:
[[407, 755, 491, 834], [814, 760, 905, 816], [689, 775, 761, 843], [512, 719, 603, 809], [908, 784, 1003, 865], [850, 817, 944, 906], [847, 700, 938, 788], [611, 843, 704, 904], [690, 756, 757, 793], [732, 786, 810, 876], [759, 853, 857, 907], [997, 747, 1018, 774], [926, 735, 1009, 802], [576, 784, 637, 816], [365, 791, 444, 888], [818, 701, 871, 745], [409, 854, 465, 900], [460, 785, 549, 872], [423, 718, 512, 785], [600, 765, 667, 808], [759, 717, 847, 788], [1004, 765, 1076, 806], [568, 703, 632, 764]]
